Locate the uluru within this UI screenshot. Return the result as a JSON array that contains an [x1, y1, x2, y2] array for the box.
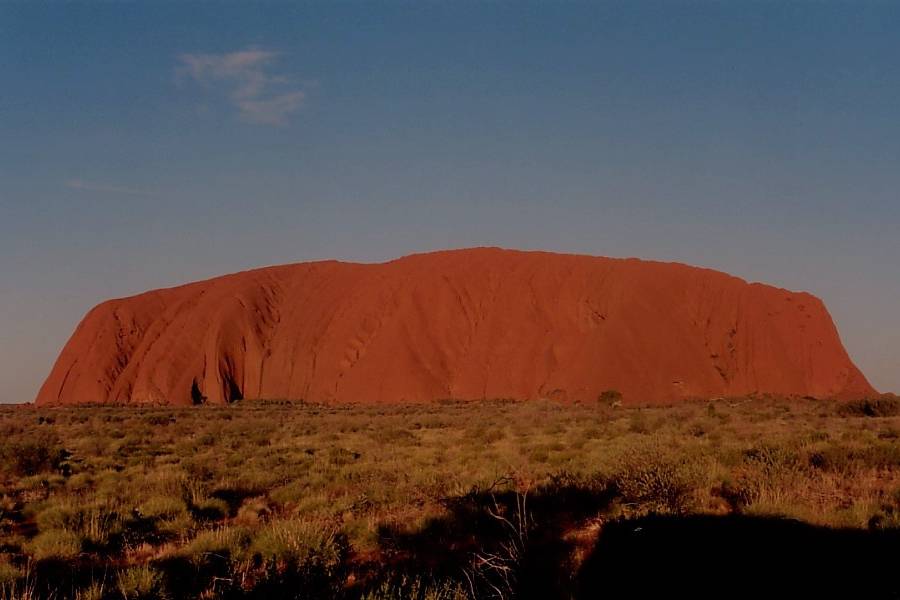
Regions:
[[35, 247, 875, 406]]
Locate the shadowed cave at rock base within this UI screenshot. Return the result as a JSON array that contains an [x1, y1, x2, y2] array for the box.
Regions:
[[223, 375, 243, 403], [190, 379, 207, 405], [190, 376, 242, 405]]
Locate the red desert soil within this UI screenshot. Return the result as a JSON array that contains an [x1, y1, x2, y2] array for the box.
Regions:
[[36, 247, 875, 406]]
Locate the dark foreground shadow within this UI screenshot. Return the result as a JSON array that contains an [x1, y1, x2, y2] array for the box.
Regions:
[[577, 514, 900, 599], [20, 485, 900, 599], [376, 476, 615, 598], [376, 481, 900, 599]]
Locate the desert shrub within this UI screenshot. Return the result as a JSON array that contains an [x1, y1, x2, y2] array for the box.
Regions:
[[210, 482, 266, 515], [715, 476, 758, 511], [369, 427, 418, 446], [138, 496, 186, 521], [878, 427, 900, 440], [26, 529, 82, 561], [0, 561, 18, 586], [327, 447, 362, 465], [246, 428, 275, 448], [235, 497, 272, 525], [143, 414, 173, 427], [611, 447, 707, 514], [361, 575, 469, 600], [270, 481, 307, 505], [182, 458, 216, 482], [838, 397, 900, 418], [196, 432, 217, 447], [419, 416, 450, 430], [36, 504, 78, 531], [580, 426, 602, 440], [864, 492, 900, 530], [247, 520, 349, 597], [155, 513, 194, 540], [0, 578, 35, 600], [75, 582, 105, 600], [116, 565, 164, 600], [250, 520, 346, 568], [191, 497, 229, 522], [1, 436, 67, 476], [464, 426, 504, 444], [627, 412, 650, 434], [66, 472, 94, 492], [598, 389, 623, 407], [807, 443, 900, 473], [175, 526, 252, 568], [686, 421, 708, 437], [717, 442, 810, 514], [35, 501, 124, 550], [526, 446, 550, 463], [742, 443, 801, 474], [178, 478, 209, 507], [113, 435, 145, 458]]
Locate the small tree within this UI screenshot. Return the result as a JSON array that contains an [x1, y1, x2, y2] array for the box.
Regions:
[[598, 389, 623, 407]]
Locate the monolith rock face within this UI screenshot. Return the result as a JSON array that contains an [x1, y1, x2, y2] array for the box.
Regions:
[[36, 248, 875, 406]]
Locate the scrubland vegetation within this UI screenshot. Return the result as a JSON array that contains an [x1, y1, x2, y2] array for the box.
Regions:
[[2, 396, 900, 599]]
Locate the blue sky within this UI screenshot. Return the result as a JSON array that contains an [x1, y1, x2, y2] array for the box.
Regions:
[[2, 2, 899, 402]]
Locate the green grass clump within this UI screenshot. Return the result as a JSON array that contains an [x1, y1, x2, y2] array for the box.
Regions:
[[177, 526, 252, 564], [250, 520, 346, 569], [361, 575, 468, 600], [137, 495, 186, 520], [116, 565, 163, 600], [0, 561, 19, 586], [26, 529, 82, 561]]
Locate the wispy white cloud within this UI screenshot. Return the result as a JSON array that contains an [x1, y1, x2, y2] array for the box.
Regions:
[[65, 179, 152, 196], [177, 48, 306, 126]]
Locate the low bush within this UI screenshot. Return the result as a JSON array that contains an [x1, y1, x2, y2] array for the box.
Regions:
[[116, 565, 163, 600], [598, 389, 623, 407], [249, 520, 347, 572], [138, 496, 186, 521], [0, 436, 67, 476], [191, 497, 230, 522], [0, 561, 18, 586], [838, 397, 900, 418], [26, 529, 82, 561], [611, 446, 707, 514], [361, 575, 469, 600]]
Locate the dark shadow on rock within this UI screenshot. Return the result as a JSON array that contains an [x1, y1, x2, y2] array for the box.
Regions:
[[577, 514, 900, 599]]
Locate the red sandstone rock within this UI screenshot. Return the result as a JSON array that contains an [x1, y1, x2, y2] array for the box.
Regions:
[[35, 248, 875, 406]]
